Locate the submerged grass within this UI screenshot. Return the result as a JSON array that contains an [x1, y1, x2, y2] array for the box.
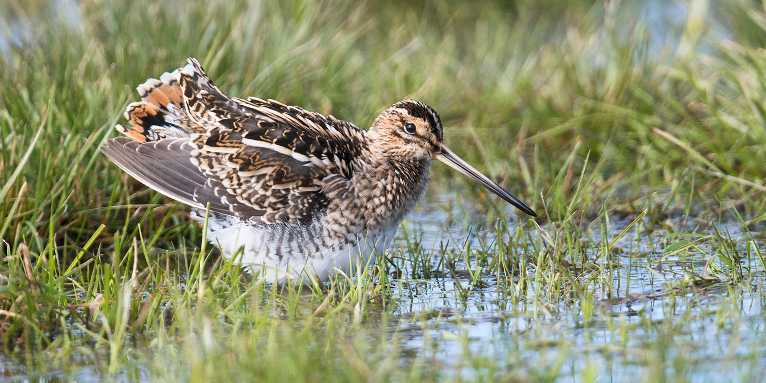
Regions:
[[2, 0, 766, 380]]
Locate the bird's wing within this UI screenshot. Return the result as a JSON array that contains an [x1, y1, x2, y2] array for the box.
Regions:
[[101, 58, 367, 225]]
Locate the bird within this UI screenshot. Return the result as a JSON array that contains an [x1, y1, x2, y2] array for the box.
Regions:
[[100, 58, 537, 283]]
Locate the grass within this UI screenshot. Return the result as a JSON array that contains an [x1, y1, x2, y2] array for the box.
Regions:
[[2, 0, 766, 381]]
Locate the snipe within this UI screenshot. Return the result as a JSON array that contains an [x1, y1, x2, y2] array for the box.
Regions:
[[101, 58, 536, 282]]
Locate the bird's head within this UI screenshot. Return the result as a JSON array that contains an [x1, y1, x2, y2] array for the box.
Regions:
[[368, 100, 537, 217]]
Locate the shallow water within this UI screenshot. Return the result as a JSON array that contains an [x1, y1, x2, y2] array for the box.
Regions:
[[4, 203, 765, 381], [384, 197, 766, 381]]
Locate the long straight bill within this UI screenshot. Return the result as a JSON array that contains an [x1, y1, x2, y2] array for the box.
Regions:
[[436, 145, 537, 217]]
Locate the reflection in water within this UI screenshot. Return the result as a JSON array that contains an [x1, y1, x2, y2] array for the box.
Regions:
[[390, 196, 766, 380]]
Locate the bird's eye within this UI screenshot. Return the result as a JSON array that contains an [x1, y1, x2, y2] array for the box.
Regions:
[[404, 123, 417, 134]]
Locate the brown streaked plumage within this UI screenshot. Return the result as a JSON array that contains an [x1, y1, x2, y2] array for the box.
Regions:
[[101, 58, 536, 282]]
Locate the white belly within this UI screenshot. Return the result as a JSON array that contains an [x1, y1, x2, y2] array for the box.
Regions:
[[192, 210, 399, 283]]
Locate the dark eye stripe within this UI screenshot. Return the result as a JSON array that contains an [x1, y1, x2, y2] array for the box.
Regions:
[[394, 100, 442, 141]]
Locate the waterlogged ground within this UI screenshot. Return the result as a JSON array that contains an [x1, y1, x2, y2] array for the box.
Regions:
[[382, 199, 766, 381], [4, 198, 764, 382]]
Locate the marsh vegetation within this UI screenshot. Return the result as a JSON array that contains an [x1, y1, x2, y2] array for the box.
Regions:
[[2, 0, 766, 381]]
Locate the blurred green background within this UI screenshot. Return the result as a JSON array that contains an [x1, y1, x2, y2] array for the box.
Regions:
[[4, 0, 766, 234]]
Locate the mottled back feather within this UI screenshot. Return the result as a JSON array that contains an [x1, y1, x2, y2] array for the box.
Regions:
[[102, 58, 368, 225]]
